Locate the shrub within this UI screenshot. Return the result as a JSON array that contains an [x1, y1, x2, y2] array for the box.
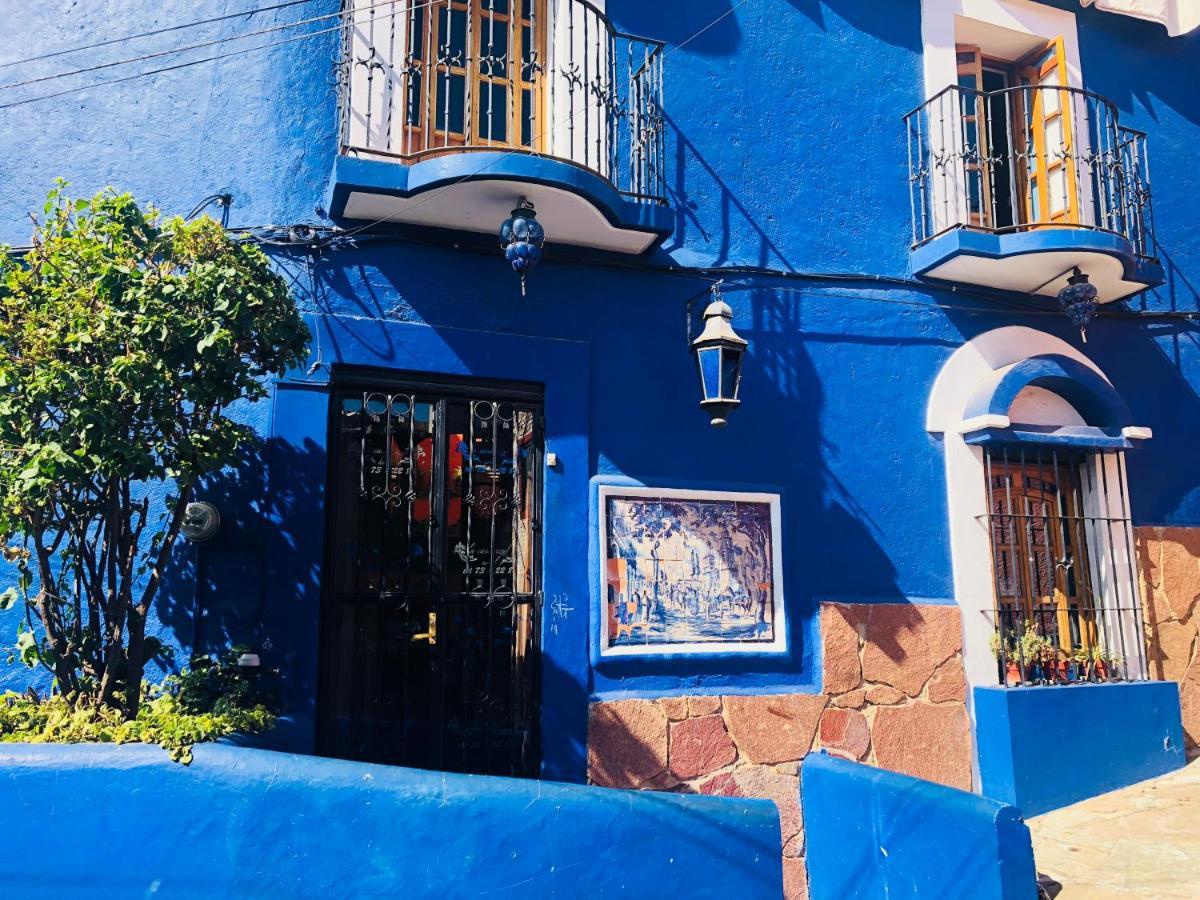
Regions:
[[0, 649, 276, 763], [0, 183, 308, 716]]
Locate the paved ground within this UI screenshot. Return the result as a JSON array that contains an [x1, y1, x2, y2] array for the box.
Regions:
[[1027, 759, 1200, 899]]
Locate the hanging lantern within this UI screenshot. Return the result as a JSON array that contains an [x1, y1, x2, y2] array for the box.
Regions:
[[499, 199, 545, 296], [691, 284, 748, 428], [1057, 267, 1099, 342]]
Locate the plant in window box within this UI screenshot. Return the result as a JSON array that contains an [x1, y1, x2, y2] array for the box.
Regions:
[[1017, 624, 1052, 684], [1090, 645, 1122, 682], [1071, 648, 1092, 682], [990, 632, 1022, 686]]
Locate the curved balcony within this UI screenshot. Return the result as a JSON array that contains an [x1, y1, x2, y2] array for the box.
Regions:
[[327, 0, 671, 255], [905, 84, 1163, 302]]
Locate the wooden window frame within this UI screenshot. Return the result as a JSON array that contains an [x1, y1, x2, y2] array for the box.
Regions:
[[405, 0, 546, 158], [988, 457, 1099, 658]]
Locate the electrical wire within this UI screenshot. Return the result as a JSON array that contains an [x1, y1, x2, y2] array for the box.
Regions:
[[232, 222, 1199, 323], [0, 0, 319, 71], [0, 0, 407, 92], [0, 0, 437, 110]]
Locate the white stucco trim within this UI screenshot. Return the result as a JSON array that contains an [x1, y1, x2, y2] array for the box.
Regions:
[[1123, 425, 1154, 440], [921, 0, 1084, 98], [958, 414, 1011, 434], [927, 326, 1107, 435]]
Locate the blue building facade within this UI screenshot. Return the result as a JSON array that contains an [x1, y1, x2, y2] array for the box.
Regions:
[[3, 0, 1199, 890]]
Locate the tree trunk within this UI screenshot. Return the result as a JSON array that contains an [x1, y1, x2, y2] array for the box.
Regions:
[[123, 607, 147, 719]]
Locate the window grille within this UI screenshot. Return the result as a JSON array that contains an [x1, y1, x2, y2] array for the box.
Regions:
[[981, 445, 1148, 686]]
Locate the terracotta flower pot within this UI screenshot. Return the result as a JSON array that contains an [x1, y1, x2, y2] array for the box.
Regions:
[[1005, 661, 1022, 686]]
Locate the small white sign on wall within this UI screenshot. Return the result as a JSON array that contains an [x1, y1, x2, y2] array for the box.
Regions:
[[597, 485, 787, 657]]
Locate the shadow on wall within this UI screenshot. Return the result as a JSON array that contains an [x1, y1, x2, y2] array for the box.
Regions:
[[591, 281, 916, 690], [613, 1, 744, 56], [658, 112, 796, 270], [613, 0, 922, 57], [157, 436, 325, 719]]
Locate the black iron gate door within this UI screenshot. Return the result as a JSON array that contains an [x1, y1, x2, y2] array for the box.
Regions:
[[317, 372, 543, 777]]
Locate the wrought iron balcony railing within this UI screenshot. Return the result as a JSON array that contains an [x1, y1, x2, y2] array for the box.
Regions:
[[905, 84, 1154, 255], [338, 0, 666, 205]]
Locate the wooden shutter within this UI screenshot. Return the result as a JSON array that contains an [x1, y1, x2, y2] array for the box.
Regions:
[[1017, 36, 1080, 226], [956, 45, 990, 227]]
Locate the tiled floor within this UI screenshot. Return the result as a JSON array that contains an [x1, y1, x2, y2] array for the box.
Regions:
[[1027, 760, 1200, 899]]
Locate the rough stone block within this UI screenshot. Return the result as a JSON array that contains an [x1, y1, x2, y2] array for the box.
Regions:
[[697, 771, 741, 797], [832, 689, 866, 709], [782, 857, 808, 900], [927, 656, 967, 704], [587, 700, 668, 789], [865, 684, 905, 705], [860, 604, 962, 697], [734, 764, 802, 853], [872, 702, 972, 791], [688, 695, 722, 717], [818, 707, 870, 761], [658, 697, 690, 721], [724, 694, 827, 764], [668, 714, 736, 781], [820, 603, 863, 694]]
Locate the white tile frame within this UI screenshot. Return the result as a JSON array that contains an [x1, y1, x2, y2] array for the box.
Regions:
[[596, 485, 788, 658]]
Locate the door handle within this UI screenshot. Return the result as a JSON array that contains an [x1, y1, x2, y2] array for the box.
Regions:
[[411, 611, 437, 645]]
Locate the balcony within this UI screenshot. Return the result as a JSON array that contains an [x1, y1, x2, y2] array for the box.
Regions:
[[905, 84, 1164, 302], [327, 0, 672, 255]]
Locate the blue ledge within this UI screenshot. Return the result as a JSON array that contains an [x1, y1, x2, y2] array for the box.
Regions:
[[802, 753, 1036, 900], [326, 152, 674, 244], [963, 424, 1133, 450], [912, 227, 1165, 301], [0, 742, 782, 898], [975, 682, 1185, 817]]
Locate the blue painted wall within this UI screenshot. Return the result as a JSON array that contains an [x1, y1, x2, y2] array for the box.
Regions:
[[0, 742, 783, 898], [1, 2, 1199, 781], [975, 682, 1186, 817], [802, 752, 1037, 900]]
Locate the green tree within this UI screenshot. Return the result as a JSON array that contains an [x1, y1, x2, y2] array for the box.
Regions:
[[0, 183, 309, 716]]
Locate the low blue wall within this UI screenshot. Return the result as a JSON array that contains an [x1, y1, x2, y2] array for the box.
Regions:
[[802, 753, 1036, 900], [975, 681, 1185, 817], [0, 743, 782, 898]]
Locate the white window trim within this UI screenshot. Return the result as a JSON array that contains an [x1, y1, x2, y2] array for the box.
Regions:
[[928, 326, 1146, 698], [921, 0, 1085, 97]]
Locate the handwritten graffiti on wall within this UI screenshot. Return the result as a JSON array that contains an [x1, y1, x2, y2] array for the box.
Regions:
[[597, 486, 786, 657]]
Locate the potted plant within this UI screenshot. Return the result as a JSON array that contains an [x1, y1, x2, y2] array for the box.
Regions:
[[1092, 646, 1123, 682], [1017, 623, 1051, 684], [1074, 647, 1093, 681], [991, 632, 1023, 686]]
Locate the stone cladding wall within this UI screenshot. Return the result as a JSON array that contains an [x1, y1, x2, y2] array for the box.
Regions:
[[587, 602, 973, 900], [1136, 526, 1200, 753]]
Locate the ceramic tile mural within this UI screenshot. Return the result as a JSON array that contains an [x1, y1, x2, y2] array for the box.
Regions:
[[598, 486, 786, 656]]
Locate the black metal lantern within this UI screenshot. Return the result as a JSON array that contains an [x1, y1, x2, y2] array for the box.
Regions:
[[499, 199, 545, 296], [1057, 267, 1099, 342], [691, 285, 748, 428]]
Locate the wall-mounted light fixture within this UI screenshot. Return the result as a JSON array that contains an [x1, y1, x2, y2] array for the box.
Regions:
[[1057, 267, 1099, 342], [499, 199, 545, 296], [690, 282, 748, 428]]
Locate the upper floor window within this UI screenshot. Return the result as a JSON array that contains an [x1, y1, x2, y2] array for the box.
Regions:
[[394, 0, 543, 154], [908, 6, 1154, 257], [339, 0, 666, 202]]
